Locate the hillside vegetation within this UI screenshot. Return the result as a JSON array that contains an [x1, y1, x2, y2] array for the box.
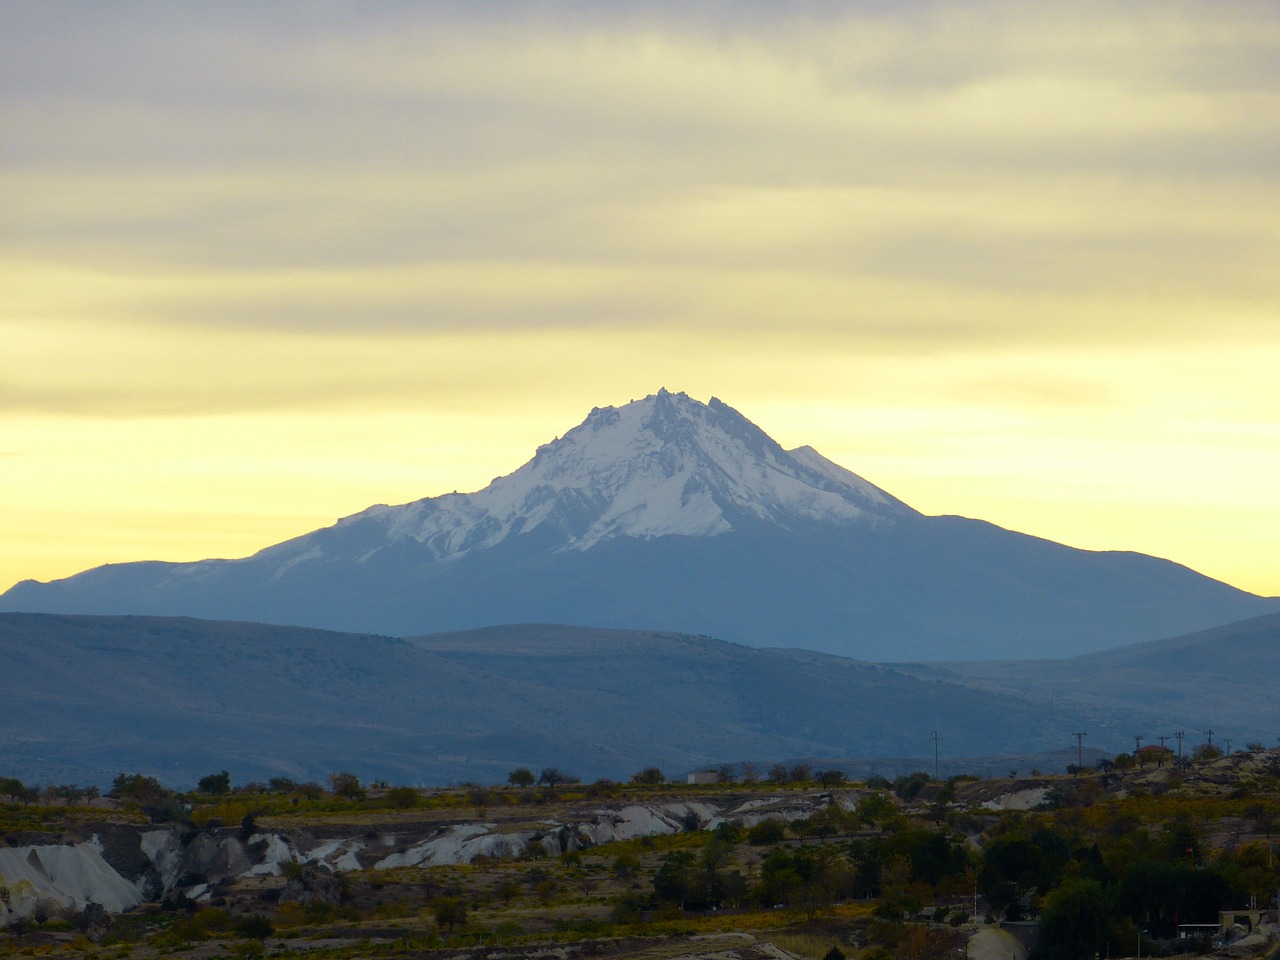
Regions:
[[2, 749, 1278, 960]]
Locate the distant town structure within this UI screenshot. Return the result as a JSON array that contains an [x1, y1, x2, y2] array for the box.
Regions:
[[687, 770, 718, 785]]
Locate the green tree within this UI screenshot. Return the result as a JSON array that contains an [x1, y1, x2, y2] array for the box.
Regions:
[[630, 766, 664, 785], [1033, 878, 1113, 960], [507, 767, 535, 787], [653, 850, 699, 908], [329, 772, 364, 799], [980, 835, 1052, 919], [197, 770, 231, 795], [0, 777, 35, 803]]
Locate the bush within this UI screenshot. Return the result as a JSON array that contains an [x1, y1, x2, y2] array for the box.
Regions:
[[383, 786, 419, 809], [234, 914, 274, 940], [746, 818, 786, 845]]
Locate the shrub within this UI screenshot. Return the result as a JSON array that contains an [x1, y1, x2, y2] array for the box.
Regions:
[[384, 786, 419, 809], [234, 914, 274, 940], [747, 818, 786, 845]]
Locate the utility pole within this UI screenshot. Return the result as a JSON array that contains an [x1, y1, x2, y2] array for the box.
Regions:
[[1156, 735, 1169, 767], [930, 730, 942, 780], [1134, 734, 1144, 755], [1175, 730, 1185, 758], [1073, 732, 1087, 770], [1204, 729, 1215, 747], [1226, 737, 1233, 755]]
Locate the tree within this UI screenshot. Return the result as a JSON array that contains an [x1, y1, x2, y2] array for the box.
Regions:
[[537, 767, 576, 787], [980, 835, 1052, 919], [653, 850, 699, 908], [197, 770, 231, 795], [0, 777, 33, 803], [110, 772, 170, 805], [507, 768, 535, 788], [1033, 878, 1113, 960], [855, 791, 897, 827], [630, 766, 664, 785], [717, 763, 737, 783], [329, 772, 364, 799], [816, 769, 847, 787], [768, 763, 791, 783], [432, 896, 467, 934], [789, 763, 814, 784], [740, 761, 760, 784]]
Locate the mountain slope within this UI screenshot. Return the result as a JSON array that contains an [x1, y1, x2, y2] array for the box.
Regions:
[[3, 390, 1275, 660], [915, 611, 1280, 740], [0, 614, 1130, 787]]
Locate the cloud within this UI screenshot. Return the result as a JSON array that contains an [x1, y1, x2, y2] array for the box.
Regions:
[[1, 1, 1277, 594], [2, 2, 1276, 350]]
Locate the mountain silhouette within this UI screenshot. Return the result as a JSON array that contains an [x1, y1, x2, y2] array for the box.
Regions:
[[3, 390, 1274, 659]]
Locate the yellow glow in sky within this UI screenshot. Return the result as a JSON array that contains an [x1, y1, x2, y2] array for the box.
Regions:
[[1, 2, 1277, 600]]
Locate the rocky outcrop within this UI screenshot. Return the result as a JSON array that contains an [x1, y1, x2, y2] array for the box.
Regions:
[[279, 862, 344, 906], [0, 791, 851, 920], [0, 839, 144, 925]]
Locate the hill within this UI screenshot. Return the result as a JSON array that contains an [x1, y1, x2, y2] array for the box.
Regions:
[[0, 614, 1115, 787], [902, 611, 1280, 747], [6, 613, 1279, 789]]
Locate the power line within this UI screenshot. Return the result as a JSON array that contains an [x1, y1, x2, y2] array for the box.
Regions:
[[1072, 732, 1087, 770]]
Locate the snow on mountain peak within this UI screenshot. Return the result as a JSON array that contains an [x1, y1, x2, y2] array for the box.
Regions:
[[329, 390, 916, 563]]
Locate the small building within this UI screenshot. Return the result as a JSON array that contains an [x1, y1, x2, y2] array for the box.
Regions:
[[687, 771, 719, 785], [1218, 908, 1266, 935], [1176, 924, 1218, 940]]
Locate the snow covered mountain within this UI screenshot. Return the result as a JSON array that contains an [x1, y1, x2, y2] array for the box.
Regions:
[[3, 390, 1275, 660], [262, 388, 914, 570]]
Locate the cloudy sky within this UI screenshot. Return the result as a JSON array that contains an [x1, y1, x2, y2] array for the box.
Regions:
[[3, 1, 1278, 598]]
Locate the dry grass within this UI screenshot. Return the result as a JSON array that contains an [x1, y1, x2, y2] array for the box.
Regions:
[[760, 931, 846, 960]]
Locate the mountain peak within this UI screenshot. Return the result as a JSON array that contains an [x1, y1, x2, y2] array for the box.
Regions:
[[331, 391, 915, 562], [5, 390, 1275, 660]]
